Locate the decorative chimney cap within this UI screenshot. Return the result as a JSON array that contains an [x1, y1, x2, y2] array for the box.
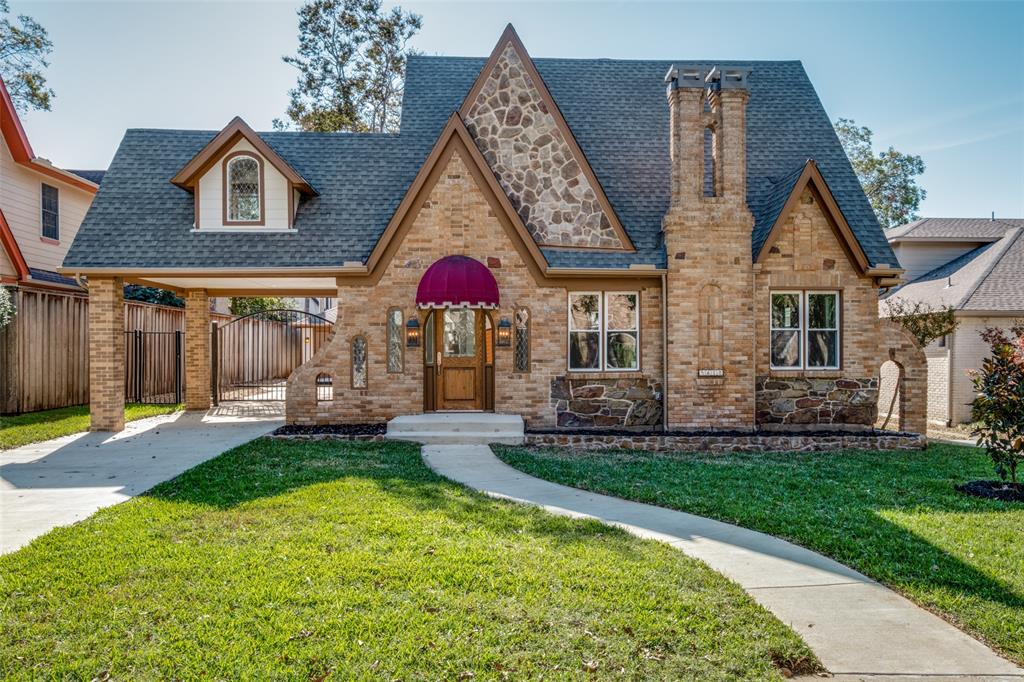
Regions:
[[665, 65, 711, 90], [718, 67, 752, 90]]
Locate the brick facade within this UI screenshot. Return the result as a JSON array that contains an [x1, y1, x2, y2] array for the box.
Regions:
[[286, 149, 663, 427], [87, 276, 125, 431], [184, 289, 211, 411]]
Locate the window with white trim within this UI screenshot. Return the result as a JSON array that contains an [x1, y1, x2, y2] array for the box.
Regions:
[[226, 155, 260, 222], [41, 184, 59, 240], [568, 292, 639, 371], [770, 291, 840, 370]]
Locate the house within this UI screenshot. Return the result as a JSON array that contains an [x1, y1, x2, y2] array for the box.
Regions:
[[881, 217, 1024, 426], [61, 25, 926, 434], [1, 77, 102, 291]]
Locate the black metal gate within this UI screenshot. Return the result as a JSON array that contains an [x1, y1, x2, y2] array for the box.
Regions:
[[124, 330, 184, 404], [211, 309, 333, 404]]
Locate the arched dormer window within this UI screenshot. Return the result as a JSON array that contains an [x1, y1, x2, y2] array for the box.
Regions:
[[224, 153, 263, 224]]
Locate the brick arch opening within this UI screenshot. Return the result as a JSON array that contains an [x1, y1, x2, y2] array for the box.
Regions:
[[877, 320, 927, 435]]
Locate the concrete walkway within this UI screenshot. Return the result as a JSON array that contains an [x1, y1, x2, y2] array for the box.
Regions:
[[1, 403, 282, 554], [423, 444, 1023, 681]]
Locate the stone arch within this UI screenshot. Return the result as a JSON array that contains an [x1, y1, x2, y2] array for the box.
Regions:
[[878, 320, 927, 435]]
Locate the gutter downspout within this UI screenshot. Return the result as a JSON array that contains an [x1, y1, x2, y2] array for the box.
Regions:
[[661, 271, 668, 431]]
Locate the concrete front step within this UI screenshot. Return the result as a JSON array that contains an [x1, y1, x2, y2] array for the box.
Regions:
[[386, 413, 524, 445]]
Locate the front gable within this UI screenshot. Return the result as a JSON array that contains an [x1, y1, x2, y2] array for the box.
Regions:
[[460, 25, 633, 251]]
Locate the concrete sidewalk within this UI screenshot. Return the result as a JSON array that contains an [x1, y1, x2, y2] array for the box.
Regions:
[[423, 444, 1023, 681], [1, 404, 282, 554]]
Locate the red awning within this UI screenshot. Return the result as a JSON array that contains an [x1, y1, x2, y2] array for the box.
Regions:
[[415, 255, 499, 309]]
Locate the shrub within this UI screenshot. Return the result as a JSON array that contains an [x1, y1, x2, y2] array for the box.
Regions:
[[971, 323, 1024, 484], [0, 285, 14, 329]]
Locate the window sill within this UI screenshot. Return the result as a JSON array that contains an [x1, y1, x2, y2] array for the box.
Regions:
[[768, 369, 843, 379], [191, 227, 297, 234], [566, 370, 645, 379], [39, 236, 60, 244]]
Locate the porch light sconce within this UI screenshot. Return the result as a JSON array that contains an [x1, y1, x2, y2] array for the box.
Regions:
[[405, 318, 421, 347], [497, 317, 512, 347]]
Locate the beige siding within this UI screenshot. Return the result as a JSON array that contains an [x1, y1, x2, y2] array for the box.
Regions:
[[924, 341, 950, 425], [891, 241, 986, 282], [0, 240, 15, 279], [0, 139, 94, 274], [949, 315, 1021, 423], [196, 139, 291, 230]]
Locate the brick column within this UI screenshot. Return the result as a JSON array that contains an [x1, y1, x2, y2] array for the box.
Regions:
[[88, 277, 125, 431], [184, 289, 211, 411]]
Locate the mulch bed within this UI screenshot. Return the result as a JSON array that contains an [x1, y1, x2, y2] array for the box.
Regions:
[[272, 423, 387, 437], [955, 480, 1024, 502]]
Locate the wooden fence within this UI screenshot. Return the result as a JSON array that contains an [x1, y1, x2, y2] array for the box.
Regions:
[[0, 287, 234, 414]]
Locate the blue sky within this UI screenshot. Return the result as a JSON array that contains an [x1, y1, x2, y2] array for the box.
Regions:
[[13, 0, 1024, 219]]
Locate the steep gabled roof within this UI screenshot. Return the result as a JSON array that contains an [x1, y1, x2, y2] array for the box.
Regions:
[[65, 30, 896, 273], [882, 227, 1024, 313]]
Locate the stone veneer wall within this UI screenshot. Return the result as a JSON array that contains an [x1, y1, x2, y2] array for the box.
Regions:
[[551, 376, 662, 428], [755, 376, 878, 427], [524, 431, 926, 452], [463, 44, 621, 248], [286, 150, 663, 427]]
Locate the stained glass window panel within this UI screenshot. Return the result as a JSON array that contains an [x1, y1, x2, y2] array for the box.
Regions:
[[514, 307, 530, 372], [387, 308, 403, 373], [227, 156, 260, 222], [351, 336, 367, 389]]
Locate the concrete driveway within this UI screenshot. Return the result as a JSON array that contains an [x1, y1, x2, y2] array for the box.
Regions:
[[1, 403, 282, 554]]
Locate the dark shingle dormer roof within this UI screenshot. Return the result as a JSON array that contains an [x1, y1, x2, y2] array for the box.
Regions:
[[65, 54, 895, 272], [68, 170, 106, 185]]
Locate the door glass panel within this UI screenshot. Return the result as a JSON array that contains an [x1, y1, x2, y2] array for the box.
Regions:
[[424, 311, 435, 363], [443, 309, 475, 357]]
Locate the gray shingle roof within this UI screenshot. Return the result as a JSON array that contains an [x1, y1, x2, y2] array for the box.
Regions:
[[887, 217, 1024, 242], [65, 53, 895, 272], [882, 228, 1024, 312], [68, 170, 106, 185], [28, 268, 81, 288]]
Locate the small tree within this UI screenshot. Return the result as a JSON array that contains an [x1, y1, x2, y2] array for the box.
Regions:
[[276, 0, 421, 133], [0, 0, 54, 113], [0, 285, 14, 329], [230, 297, 290, 317], [124, 284, 184, 308], [971, 323, 1024, 485], [834, 118, 926, 229], [879, 298, 960, 429]]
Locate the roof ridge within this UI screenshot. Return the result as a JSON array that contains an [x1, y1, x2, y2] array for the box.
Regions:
[[410, 54, 802, 66], [957, 227, 1022, 309]]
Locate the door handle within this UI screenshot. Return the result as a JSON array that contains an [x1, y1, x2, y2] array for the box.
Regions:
[[436, 351, 441, 376]]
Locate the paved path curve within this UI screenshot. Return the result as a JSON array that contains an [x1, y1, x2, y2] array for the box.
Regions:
[[423, 444, 1023, 681], [1, 404, 282, 554]]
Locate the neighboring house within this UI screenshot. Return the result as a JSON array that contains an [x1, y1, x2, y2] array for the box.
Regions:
[[1, 77, 102, 291], [62, 25, 926, 434], [881, 217, 1024, 426]]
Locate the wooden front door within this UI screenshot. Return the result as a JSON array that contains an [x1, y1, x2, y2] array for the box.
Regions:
[[432, 308, 485, 410]]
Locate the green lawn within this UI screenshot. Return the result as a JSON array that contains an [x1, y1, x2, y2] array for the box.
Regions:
[[0, 439, 816, 680], [494, 444, 1024, 665], [0, 403, 182, 450]]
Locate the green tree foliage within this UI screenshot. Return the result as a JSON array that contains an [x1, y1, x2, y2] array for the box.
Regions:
[[834, 118, 926, 229], [277, 0, 421, 133], [0, 0, 54, 113], [881, 298, 959, 347], [230, 297, 290, 317], [0, 285, 14, 329], [124, 285, 184, 308], [971, 323, 1024, 484]]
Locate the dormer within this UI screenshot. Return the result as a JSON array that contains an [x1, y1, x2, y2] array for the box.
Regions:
[[170, 117, 315, 231]]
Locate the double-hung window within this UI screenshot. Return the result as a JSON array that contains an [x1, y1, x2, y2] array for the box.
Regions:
[[770, 291, 840, 370], [568, 292, 639, 371], [41, 184, 59, 240]]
